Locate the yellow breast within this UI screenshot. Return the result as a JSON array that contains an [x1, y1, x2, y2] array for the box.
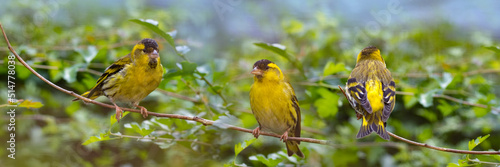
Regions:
[[250, 80, 296, 134], [103, 57, 163, 103]]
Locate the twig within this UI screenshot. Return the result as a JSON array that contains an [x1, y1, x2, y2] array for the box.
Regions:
[[388, 132, 500, 155], [2, 23, 500, 155]]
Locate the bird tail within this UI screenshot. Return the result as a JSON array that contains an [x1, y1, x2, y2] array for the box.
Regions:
[[72, 91, 100, 101], [356, 112, 390, 140], [286, 140, 304, 158]]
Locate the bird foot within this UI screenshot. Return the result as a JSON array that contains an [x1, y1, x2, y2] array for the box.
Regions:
[[252, 127, 261, 139], [114, 104, 123, 122], [280, 131, 289, 142], [135, 105, 148, 118], [356, 113, 363, 120]]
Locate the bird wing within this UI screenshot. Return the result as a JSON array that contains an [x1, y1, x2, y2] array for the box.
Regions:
[[382, 78, 396, 122], [86, 55, 132, 98], [286, 82, 301, 141], [347, 77, 373, 114]]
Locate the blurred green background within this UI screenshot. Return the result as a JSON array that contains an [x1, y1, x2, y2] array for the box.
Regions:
[[1, 0, 499, 166]]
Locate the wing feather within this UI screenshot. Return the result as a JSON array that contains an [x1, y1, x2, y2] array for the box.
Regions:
[[381, 80, 396, 122], [347, 78, 373, 114], [86, 55, 131, 98]]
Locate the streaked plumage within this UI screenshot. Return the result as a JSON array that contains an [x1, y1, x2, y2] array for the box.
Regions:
[[74, 38, 164, 121], [250, 59, 304, 158], [345, 46, 396, 140]]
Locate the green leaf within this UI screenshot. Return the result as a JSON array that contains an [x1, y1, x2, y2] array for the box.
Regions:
[[179, 61, 198, 75], [82, 133, 111, 145], [48, 60, 62, 82], [110, 112, 130, 125], [125, 122, 155, 136], [418, 89, 439, 108], [76, 45, 98, 63], [130, 19, 175, 48], [484, 46, 500, 54], [234, 138, 256, 157], [402, 87, 418, 109], [254, 42, 288, 58], [164, 68, 182, 80], [62, 65, 81, 83], [210, 85, 223, 94], [156, 142, 176, 149], [18, 100, 43, 109], [432, 72, 453, 89], [314, 88, 339, 118], [323, 61, 346, 76], [16, 64, 31, 80], [417, 109, 437, 122], [437, 100, 455, 116], [473, 107, 489, 117], [492, 155, 500, 162], [176, 45, 191, 55], [468, 134, 490, 151], [249, 154, 283, 167], [254, 42, 305, 78]]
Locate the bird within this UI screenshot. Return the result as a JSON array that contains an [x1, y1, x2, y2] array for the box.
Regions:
[[345, 46, 396, 140], [249, 59, 304, 158], [73, 38, 164, 121]]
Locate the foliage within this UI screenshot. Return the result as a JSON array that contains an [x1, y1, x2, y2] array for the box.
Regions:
[[1, 1, 499, 166]]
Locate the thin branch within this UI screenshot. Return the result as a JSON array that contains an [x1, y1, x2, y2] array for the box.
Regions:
[[388, 132, 500, 155], [2, 23, 500, 155]]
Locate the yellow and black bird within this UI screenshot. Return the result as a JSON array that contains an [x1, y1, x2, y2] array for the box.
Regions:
[[249, 59, 304, 158], [73, 38, 164, 121], [345, 46, 396, 140]]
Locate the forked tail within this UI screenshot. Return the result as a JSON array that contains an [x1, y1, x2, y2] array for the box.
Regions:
[[356, 112, 390, 140], [286, 140, 304, 158]]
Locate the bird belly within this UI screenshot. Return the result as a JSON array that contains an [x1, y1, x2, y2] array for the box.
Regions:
[[250, 83, 294, 135], [102, 64, 163, 104]]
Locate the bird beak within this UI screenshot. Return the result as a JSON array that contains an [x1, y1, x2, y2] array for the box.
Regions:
[[149, 50, 159, 59], [251, 67, 263, 76]]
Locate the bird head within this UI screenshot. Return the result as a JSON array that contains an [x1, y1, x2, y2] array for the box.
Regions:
[[356, 46, 384, 64], [251, 59, 284, 81], [132, 38, 160, 68], [132, 38, 159, 59]]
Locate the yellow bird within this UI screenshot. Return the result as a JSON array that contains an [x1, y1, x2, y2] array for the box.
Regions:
[[249, 59, 304, 158], [345, 46, 396, 140], [74, 38, 164, 121]]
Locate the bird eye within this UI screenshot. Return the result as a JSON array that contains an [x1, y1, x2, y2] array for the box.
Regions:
[[265, 66, 270, 70]]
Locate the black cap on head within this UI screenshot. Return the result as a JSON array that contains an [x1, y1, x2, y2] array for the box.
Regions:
[[253, 59, 273, 70], [140, 38, 159, 53], [361, 46, 378, 55]]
